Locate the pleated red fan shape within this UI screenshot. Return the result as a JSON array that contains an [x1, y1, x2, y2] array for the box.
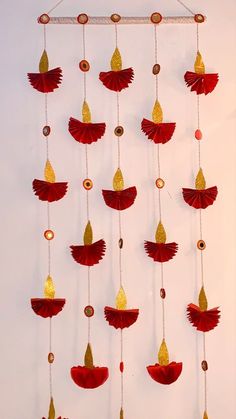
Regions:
[[144, 241, 178, 262], [71, 365, 109, 389], [147, 362, 183, 385], [102, 187, 137, 211], [31, 298, 66, 318], [70, 239, 106, 266], [141, 119, 176, 144], [99, 68, 134, 92], [27, 68, 62, 93], [187, 304, 220, 332], [32, 179, 68, 202], [68, 118, 106, 144], [182, 186, 218, 209], [104, 307, 139, 329], [184, 71, 219, 95], [43, 417, 68, 419]]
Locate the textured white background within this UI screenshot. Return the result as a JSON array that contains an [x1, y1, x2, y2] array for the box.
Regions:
[[1, 0, 236, 418]]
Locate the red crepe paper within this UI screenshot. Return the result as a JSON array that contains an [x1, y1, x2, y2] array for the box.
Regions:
[[187, 304, 220, 332], [102, 187, 137, 211], [31, 298, 65, 318], [27, 68, 62, 93], [182, 186, 218, 209], [104, 307, 139, 329], [141, 119, 176, 144], [32, 179, 68, 202], [184, 71, 219, 95], [68, 118, 106, 144], [71, 365, 109, 389], [147, 362, 182, 385], [144, 241, 178, 262], [99, 68, 134, 92], [70, 239, 106, 266], [43, 417, 67, 419]]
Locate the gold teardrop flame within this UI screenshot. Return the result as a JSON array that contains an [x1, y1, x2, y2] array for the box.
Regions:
[[120, 407, 124, 419], [44, 159, 56, 183], [116, 286, 127, 310], [152, 101, 163, 123], [199, 286, 208, 311], [83, 221, 93, 245], [113, 168, 124, 191], [155, 221, 166, 244], [203, 411, 208, 419], [158, 339, 169, 366], [39, 50, 49, 73], [48, 397, 55, 419], [44, 275, 55, 299], [194, 51, 205, 74], [84, 343, 94, 368], [111, 47, 122, 71], [82, 100, 91, 123], [195, 168, 206, 190]]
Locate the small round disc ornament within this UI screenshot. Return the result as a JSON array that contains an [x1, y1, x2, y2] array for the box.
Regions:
[[110, 14, 121, 23], [84, 305, 94, 317], [114, 126, 124, 137], [153, 64, 161, 75], [79, 60, 90, 72], [194, 14, 205, 23], [150, 12, 162, 24], [44, 229, 54, 240], [197, 240, 206, 250], [77, 14, 89, 24], [43, 126, 51, 137], [156, 178, 165, 189], [48, 352, 55, 364], [83, 179, 93, 190], [38, 14, 50, 24]]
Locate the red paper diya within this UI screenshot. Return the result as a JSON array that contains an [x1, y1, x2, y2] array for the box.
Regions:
[[28, 50, 62, 93], [144, 221, 178, 263], [184, 51, 218, 95], [182, 168, 218, 209], [147, 339, 182, 385], [31, 276, 65, 319], [102, 168, 137, 211], [187, 287, 220, 332], [141, 101, 176, 144], [33, 160, 68, 202], [99, 47, 134, 92], [104, 286, 139, 329]]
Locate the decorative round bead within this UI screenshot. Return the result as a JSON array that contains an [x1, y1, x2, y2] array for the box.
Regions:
[[44, 230, 54, 240], [119, 238, 123, 249], [160, 288, 166, 299], [197, 240, 206, 250], [156, 178, 165, 189], [79, 60, 90, 72], [84, 305, 94, 317], [195, 129, 202, 140], [153, 64, 161, 75], [150, 12, 162, 24], [120, 361, 124, 373], [48, 352, 55, 363], [194, 14, 205, 23], [38, 14, 50, 24], [201, 360, 208, 371], [114, 126, 124, 137], [77, 13, 89, 24], [110, 14, 121, 23], [83, 179, 93, 190], [43, 125, 51, 137]]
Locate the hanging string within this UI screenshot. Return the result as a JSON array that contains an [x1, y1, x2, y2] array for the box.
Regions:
[[49, 318, 53, 398], [176, 0, 195, 15], [87, 267, 91, 342], [47, 0, 66, 15]]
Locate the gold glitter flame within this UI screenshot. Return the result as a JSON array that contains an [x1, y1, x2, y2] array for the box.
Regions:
[[48, 397, 55, 419], [44, 159, 56, 183], [82, 100, 91, 123], [111, 47, 122, 71], [155, 221, 166, 244], [152, 101, 163, 123], [158, 339, 169, 366], [203, 412, 208, 419], [194, 51, 205, 74], [83, 221, 93, 245], [44, 275, 55, 299], [120, 407, 124, 419], [199, 286, 208, 311], [195, 168, 206, 190], [116, 286, 127, 310], [84, 343, 94, 368], [39, 50, 49, 73], [113, 168, 124, 191]]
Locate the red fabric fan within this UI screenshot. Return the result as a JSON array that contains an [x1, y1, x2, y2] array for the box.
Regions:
[[144, 241, 178, 262], [184, 71, 218, 95], [182, 186, 218, 209], [141, 119, 176, 144], [102, 187, 137, 211], [147, 362, 182, 385], [27, 68, 62, 93], [31, 298, 65, 318], [68, 118, 106, 144], [99, 68, 134, 92], [71, 365, 109, 389], [104, 307, 139, 329], [32, 179, 68, 202], [70, 239, 106, 266], [187, 304, 220, 332]]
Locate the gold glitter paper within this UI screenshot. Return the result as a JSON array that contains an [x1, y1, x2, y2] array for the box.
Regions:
[[194, 51, 205, 74], [158, 339, 169, 366], [84, 343, 94, 368], [39, 50, 49, 73], [44, 159, 56, 183], [83, 221, 93, 245], [82, 100, 91, 123], [44, 275, 55, 299], [116, 286, 127, 310], [155, 222, 166, 244], [111, 47, 122, 71], [203, 412, 208, 419], [199, 287, 208, 311], [113, 168, 124, 191], [195, 168, 206, 190], [152, 100, 163, 123], [48, 397, 55, 419], [120, 407, 124, 419]]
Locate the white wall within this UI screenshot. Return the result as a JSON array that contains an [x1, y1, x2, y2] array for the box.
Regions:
[[1, 1, 236, 418]]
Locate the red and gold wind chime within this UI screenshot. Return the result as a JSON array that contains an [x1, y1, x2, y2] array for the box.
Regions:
[[142, 12, 183, 385], [99, 14, 139, 419], [68, 13, 109, 390], [28, 13, 67, 419], [183, 14, 220, 419]]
